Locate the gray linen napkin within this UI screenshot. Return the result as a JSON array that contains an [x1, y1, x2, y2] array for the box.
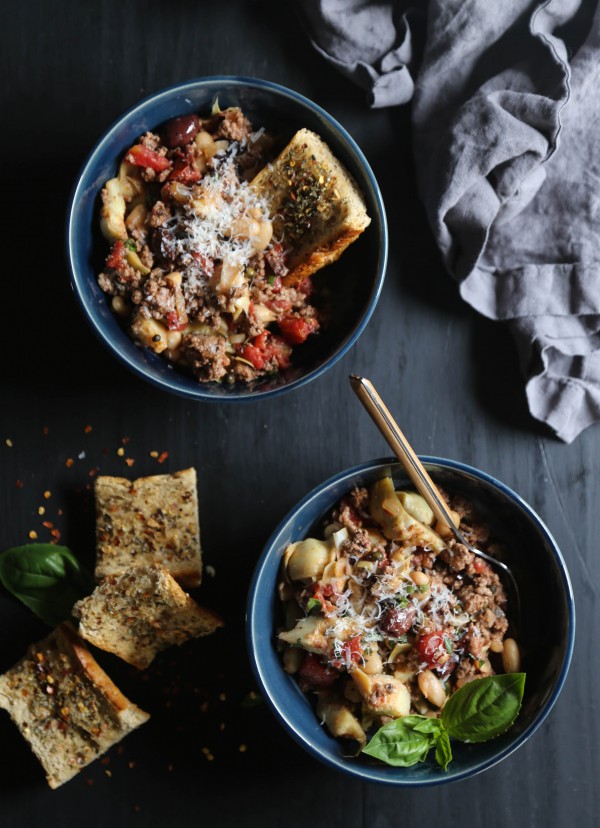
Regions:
[[299, 0, 600, 442]]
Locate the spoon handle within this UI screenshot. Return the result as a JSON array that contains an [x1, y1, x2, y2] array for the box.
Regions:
[[349, 374, 458, 533]]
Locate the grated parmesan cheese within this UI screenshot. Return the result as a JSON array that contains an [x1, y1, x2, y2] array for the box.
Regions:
[[160, 151, 272, 293]]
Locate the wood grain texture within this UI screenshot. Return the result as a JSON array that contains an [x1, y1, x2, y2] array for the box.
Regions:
[[0, 0, 596, 826]]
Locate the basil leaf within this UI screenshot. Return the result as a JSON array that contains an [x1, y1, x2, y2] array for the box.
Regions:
[[363, 716, 439, 767], [434, 727, 452, 771], [0, 544, 93, 627], [441, 673, 526, 742], [306, 597, 322, 614], [412, 717, 443, 736]]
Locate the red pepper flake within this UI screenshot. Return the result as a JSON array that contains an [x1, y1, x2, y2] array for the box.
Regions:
[[125, 458, 135, 467], [58, 508, 64, 516], [42, 521, 54, 529], [84, 425, 93, 434], [42, 426, 49, 436], [85, 483, 91, 491], [29, 530, 38, 540], [157, 451, 169, 464], [101, 757, 110, 766], [88, 468, 98, 477], [128, 761, 136, 769], [66, 458, 74, 468], [122, 436, 131, 445], [86, 779, 94, 787], [43, 490, 51, 500], [16, 480, 24, 489], [51, 529, 61, 541]]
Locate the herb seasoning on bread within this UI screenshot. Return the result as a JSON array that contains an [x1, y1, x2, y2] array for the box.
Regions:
[[94, 468, 202, 588], [0, 623, 149, 788], [73, 564, 223, 669]]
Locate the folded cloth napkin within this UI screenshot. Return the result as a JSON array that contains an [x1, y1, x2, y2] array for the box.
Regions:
[[298, 0, 600, 442]]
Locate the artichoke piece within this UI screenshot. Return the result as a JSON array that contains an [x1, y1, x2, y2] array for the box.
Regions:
[[397, 491, 435, 526], [350, 667, 411, 719], [125, 248, 150, 275], [278, 616, 329, 655], [369, 477, 446, 552], [117, 160, 145, 201], [316, 696, 366, 746], [100, 178, 127, 241], [286, 538, 334, 583]]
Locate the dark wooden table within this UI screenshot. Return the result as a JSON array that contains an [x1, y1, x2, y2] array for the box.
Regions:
[[1, 1, 595, 825]]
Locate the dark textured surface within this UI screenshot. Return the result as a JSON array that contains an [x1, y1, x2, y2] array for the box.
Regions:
[[0, 1, 595, 825]]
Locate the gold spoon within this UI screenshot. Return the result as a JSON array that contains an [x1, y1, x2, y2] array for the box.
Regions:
[[349, 374, 521, 629]]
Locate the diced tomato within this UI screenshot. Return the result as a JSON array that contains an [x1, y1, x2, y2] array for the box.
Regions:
[[472, 557, 489, 574], [310, 582, 335, 614], [265, 297, 293, 313], [417, 631, 452, 670], [239, 331, 291, 371], [169, 149, 201, 184], [266, 334, 292, 369], [298, 653, 338, 689], [126, 144, 171, 173], [240, 343, 265, 370], [344, 635, 363, 665], [165, 312, 188, 332], [278, 315, 319, 345], [106, 240, 126, 271]]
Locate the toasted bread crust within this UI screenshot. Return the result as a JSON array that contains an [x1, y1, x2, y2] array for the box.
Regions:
[[251, 128, 370, 285], [94, 467, 202, 587], [0, 623, 149, 788], [74, 565, 223, 669]]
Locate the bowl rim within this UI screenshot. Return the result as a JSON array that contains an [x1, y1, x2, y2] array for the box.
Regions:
[[246, 455, 576, 785], [66, 75, 388, 402]]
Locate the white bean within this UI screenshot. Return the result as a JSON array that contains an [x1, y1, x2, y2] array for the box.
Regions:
[[418, 670, 446, 708], [363, 651, 383, 675], [502, 638, 521, 673]]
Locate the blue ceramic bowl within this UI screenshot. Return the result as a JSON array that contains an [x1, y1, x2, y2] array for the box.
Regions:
[[66, 77, 387, 401], [247, 457, 575, 785]]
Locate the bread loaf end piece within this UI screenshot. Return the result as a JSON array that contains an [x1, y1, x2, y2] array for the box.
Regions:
[[0, 623, 149, 788], [251, 128, 371, 284]]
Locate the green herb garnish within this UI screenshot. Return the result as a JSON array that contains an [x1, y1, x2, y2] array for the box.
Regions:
[[0, 544, 93, 627], [124, 239, 137, 251], [306, 597, 322, 614], [362, 674, 526, 770], [267, 275, 276, 286]]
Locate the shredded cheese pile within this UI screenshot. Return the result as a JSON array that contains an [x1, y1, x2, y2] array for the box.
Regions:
[[161, 150, 272, 280]]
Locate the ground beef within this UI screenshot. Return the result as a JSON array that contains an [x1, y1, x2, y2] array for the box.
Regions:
[[440, 541, 473, 572], [97, 262, 145, 297], [149, 201, 172, 228], [140, 272, 178, 319], [340, 528, 372, 561], [214, 108, 253, 143], [265, 243, 289, 278], [178, 333, 231, 381]]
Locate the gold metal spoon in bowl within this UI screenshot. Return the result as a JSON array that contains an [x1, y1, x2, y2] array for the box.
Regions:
[[349, 373, 521, 630]]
